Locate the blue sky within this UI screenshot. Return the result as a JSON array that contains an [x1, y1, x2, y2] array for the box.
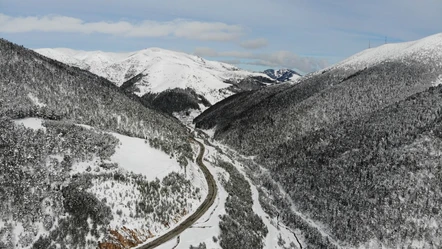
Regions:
[[1, 0, 441, 72]]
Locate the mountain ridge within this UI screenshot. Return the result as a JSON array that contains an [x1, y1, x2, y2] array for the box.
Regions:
[[35, 47, 272, 104], [196, 33, 442, 155], [325, 33, 442, 71]]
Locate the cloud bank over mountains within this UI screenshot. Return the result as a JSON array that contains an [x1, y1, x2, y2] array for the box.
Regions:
[[194, 47, 328, 72], [0, 14, 244, 42], [1, 0, 441, 72]]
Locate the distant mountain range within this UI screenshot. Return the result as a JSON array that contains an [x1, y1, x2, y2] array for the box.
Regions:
[[263, 69, 301, 82], [35, 48, 274, 105]]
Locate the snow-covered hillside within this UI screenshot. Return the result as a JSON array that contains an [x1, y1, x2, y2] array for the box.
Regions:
[[329, 33, 442, 70], [35, 47, 269, 104], [9, 118, 205, 249]]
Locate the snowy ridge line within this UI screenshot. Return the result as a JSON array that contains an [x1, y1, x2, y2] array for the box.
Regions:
[[325, 32, 442, 71], [136, 138, 218, 249]]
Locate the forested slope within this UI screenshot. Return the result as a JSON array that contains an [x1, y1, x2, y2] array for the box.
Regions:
[[0, 38, 192, 161], [263, 86, 442, 247], [196, 60, 441, 156], [0, 38, 199, 249], [194, 34, 442, 248], [140, 88, 211, 115]]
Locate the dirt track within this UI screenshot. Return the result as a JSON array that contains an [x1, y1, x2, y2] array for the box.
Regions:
[[138, 138, 217, 249]]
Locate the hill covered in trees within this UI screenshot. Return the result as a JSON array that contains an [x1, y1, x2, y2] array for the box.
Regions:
[[0, 38, 192, 160], [194, 33, 442, 248], [0, 38, 202, 248]]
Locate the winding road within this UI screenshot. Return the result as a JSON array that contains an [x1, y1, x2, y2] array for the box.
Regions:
[[138, 138, 217, 249]]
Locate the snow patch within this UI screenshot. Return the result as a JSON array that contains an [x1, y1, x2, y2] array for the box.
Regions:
[[73, 123, 187, 181], [168, 134, 305, 249], [110, 132, 181, 181], [13, 118, 46, 131], [433, 75, 442, 86], [289, 73, 301, 81], [27, 93, 46, 107]]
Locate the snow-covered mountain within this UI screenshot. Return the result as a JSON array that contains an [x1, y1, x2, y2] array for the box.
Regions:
[[35, 47, 270, 104], [263, 68, 302, 82], [329, 33, 442, 71]]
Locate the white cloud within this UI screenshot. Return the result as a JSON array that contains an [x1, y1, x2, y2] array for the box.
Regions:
[[0, 14, 244, 42], [239, 38, 268, 49], [220, 51, 254, 58], [219, 59, 242, 65], [259, 51, 329, 72], [193, 47, 219, 57], [2, 0, 442, 67], [194, 47, 328, 72], [194, 47, 252, 58]]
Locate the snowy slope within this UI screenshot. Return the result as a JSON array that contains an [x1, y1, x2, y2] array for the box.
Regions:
[[329, 33, 442, 70], [35, 47, 270, 104], [35, 48, 130, 72], [109, 132, 183, 181], [11, 118, 205, 249], [34, 48, 89, 69]]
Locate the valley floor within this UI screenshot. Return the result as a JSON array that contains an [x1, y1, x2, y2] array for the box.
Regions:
[[7, 117, 310, 249], [155, 124, 304, 249]]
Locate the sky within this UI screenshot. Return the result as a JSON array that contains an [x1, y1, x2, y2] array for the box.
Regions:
[[0, 0, 441, 73]]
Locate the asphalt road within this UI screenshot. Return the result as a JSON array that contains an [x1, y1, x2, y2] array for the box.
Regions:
[[138, 138, 218, 249]]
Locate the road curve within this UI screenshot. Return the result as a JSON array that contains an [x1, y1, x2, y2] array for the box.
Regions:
[[138, 138, 218, 249]]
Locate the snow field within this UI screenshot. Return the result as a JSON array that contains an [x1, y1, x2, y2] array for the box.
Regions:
[[72, 124, 185, 181], [110, 132, 181, 181]]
